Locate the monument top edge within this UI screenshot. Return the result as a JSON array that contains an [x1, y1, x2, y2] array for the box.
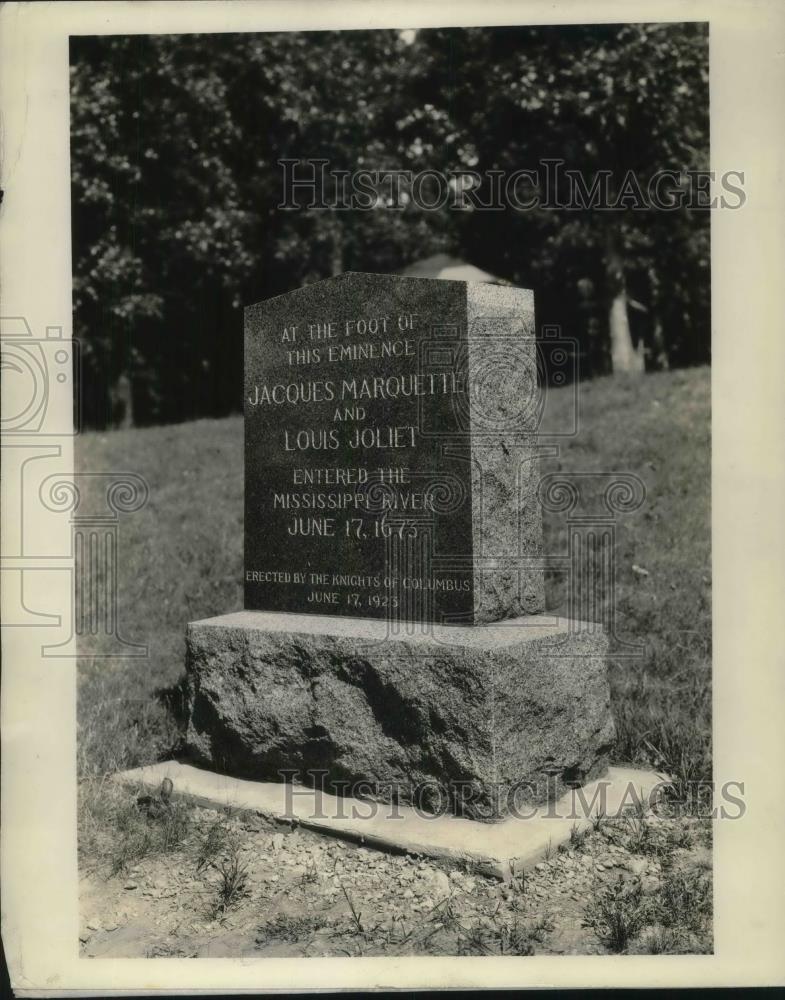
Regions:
[[244, 271, 534, 311], [186, 610, 599, 648]]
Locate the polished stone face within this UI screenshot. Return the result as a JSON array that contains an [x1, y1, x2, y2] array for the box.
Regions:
[[244, 272, 543, 624]]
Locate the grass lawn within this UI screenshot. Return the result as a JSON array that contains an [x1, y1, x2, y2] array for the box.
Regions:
[[77, 366, 711, 801]]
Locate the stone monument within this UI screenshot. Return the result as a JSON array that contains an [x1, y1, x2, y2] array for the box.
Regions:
[[183, 272, 615, 821]]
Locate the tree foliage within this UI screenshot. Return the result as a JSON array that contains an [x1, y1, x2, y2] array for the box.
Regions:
[[70, 24, 710, 427], [405, 23, 710, 373]]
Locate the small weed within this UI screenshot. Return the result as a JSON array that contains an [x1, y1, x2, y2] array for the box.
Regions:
[[663, 823, 695, 852], [156, 801, 192, 851], [105, 792, 192, 875], [583, 875, 650, 953], [207, 849, 250, 921], [624, 813, 652, 854], [654, 866, 712, 935], [299, 857, 319, 886], [605, 810, 699, 866], [648, 731, 712, 817], [526, 913, 555, 943], [340, 882, 375, 940], [387, 916, 414, 946], [601, 804, 656, 857], [109, 825, 153, 876], [508, 870, 526, 895], [570, 823, 588, 850], [641, 926, 689, 955], [458, 922, 512, 956], [145, 943, 199, 958], [193, 813, 236, 873], [256, 912, 328, 946], [455, 911, 551, 956]]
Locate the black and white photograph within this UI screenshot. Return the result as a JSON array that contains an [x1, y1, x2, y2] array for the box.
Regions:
[[1, 0, 784, 993]]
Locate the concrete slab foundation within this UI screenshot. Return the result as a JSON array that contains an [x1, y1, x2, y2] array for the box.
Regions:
[[113, 761, 667, 880]]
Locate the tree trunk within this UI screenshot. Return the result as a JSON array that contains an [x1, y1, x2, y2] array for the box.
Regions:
[[648, 265, 670, 371], [110, 373, 134, 429], [329, 215, 344, 277], [605, 227, 645, 374]]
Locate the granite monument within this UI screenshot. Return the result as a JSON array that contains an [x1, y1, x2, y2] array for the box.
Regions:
[[184, 272, 615, 820]]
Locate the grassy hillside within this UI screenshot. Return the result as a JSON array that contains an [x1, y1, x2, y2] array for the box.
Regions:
[[77, 367, 711, 792]]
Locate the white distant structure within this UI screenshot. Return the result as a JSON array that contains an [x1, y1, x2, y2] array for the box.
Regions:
[[399, 253, 513, 285]]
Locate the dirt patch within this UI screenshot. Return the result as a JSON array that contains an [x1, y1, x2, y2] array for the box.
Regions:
[[79, 802, 712, 957]]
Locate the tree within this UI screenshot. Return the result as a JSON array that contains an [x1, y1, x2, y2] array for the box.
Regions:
[[405, 23, 710, 374], [70, 31, 448, 427], [70, 24, 710, 427]]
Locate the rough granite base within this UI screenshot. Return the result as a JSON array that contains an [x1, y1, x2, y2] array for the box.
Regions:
[[183, 611, 616, 821]]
